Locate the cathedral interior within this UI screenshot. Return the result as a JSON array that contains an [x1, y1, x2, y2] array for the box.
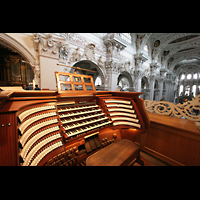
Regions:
[[0, 33, 200, 166], [0, 33, 200, 104]]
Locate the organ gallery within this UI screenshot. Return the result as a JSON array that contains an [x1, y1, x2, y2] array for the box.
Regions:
[[0, 33, 200, 166]]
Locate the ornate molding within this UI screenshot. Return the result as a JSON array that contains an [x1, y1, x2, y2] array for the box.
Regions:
[[103, 33, 127, 62], [144, 94, 200, 124], [134, 53, 148, 67], [84, 43, 95, 61], [33, 33, 63, 59], [63, 33, 106, 54]]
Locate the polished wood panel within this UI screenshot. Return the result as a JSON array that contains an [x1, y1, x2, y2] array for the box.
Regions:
[[0, 73, 150, 166], [86, 139, 140, 166], [0, 113, 18, 166], [136, 112, 200, 166]]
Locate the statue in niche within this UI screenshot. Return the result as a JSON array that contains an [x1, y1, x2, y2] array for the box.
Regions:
[[59, 44, 69, 61], [106, 41, 113, 54]]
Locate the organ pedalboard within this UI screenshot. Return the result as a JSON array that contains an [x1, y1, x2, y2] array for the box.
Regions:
[[0, 70, 150, 166]]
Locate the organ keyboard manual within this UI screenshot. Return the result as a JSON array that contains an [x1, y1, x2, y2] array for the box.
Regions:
[[0, 68, 150, 166]]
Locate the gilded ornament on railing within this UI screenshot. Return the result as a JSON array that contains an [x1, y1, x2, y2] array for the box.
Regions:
[[144, 94, 200, 123]]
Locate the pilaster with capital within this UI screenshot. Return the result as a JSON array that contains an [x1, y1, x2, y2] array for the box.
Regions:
[[134, 69, 143, 92], [149, 74, 156, 100], [148, 63, 159, 100], [158, 68, 167, 100], [134, 53, 148, 69], [103, 33, 127, 63], [32, 61, 40, 87]]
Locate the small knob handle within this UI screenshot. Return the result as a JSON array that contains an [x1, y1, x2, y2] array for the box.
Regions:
[[1, 124, 5, 127], [7, 123, 11, 126]]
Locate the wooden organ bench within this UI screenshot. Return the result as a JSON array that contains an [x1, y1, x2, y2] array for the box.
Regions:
[[0, 69, 150, 166], [86, 139, 143, 166]]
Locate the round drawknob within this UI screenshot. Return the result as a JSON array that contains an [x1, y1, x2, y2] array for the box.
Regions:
[[1, 124, 5, 127], [7, 123, 11, 126], [75, 150, 79, 155]]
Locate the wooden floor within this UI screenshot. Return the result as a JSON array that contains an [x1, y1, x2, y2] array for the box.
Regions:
[[132, 151, 170, 166]]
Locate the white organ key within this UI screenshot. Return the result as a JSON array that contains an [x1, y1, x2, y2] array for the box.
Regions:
[[109, 112, 137, 118], [106, 104, 133, 109], [107, 108, 135, 113], [19, 112, 57, 134], [19, 104, 56, 122], [20, 118, 59, 147], [58, 105, 98, 112], [21, 126, 60, 160], [23, 133, 62, 166], [104, 100, 131, 104], [63, 117, 108, 131], [30, 141, 63, 166], [113, 121, 141, 128], [111, 117, 139, 123]]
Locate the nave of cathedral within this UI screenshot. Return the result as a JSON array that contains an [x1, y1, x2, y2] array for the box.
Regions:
[[1, 33, 200, 103], [0, 33, 200, 166]]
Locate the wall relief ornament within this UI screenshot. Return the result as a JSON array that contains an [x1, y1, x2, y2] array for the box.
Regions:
[[68, 47, 83, 63], [59, 44, 70, 62], [144, 94, 200, 123], [33, 33, 61, 58], [84, 43, 95, 61]]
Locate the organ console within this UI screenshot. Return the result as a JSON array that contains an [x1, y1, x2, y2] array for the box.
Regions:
[[0, 69, 150, 166]]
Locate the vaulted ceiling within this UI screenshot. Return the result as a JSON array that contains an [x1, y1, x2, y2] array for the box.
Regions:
[[137, 33, 200, 75]]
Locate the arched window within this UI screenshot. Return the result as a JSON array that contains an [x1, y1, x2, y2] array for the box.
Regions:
[[118, 77, 130, 90], [95, 76, 102, 86], [192, 85, 196, 97], [180, 73, 185, 80], [193, 73, 198, 79], [185, 85, 190, 95], [179, 85, 184, 96], [118, 33, 132, 44], [187, 74, 192, 80], [144, 44, 148, 53]]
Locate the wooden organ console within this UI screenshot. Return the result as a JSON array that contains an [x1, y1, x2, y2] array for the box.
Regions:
[[0, 70, 150, 166]]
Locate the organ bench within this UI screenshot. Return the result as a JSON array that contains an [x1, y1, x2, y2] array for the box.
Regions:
[[0, 71, 150, 166]]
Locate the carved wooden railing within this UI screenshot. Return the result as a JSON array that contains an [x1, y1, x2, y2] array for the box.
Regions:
[[144, 94, 200, 128]]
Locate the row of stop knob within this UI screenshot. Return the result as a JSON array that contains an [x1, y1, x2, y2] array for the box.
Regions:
[[101, 133, 117, 147]]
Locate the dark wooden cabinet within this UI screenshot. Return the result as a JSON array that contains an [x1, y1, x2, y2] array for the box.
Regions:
[[0, 113, 19, 166]]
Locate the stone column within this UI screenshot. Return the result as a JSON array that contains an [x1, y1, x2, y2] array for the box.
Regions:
[[154, 89, 160, 101], [134, 53, 148, 92], [134, 69, 143, 92], [165, 79, 171, 101], [149, 75, 156, 100], [158, 79, 163, 101], [105, 61, 118, 91], [149, 63, 159, 100], [159, 68, 167, 100]]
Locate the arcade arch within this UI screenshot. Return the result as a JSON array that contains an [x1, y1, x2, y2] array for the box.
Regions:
[[117, 71, 133, 91], [72, 60, 105, 87]]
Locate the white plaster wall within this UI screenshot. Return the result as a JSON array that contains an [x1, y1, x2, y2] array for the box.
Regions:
[[40, 56, 65, 90], [6, 33, 39, 64]]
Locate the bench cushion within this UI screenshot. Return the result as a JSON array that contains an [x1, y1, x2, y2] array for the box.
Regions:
[[86, 139, 140, 166]]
